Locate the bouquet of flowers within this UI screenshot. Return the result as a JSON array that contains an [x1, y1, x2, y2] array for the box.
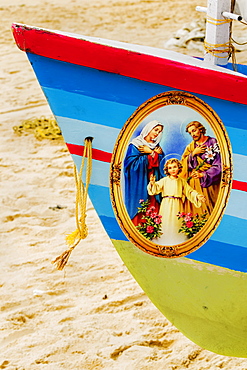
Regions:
[[177, 211, 208, 239], [136, 199, 162, 241]]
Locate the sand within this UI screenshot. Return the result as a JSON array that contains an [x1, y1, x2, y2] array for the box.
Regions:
[[1, 0, 247, 368]]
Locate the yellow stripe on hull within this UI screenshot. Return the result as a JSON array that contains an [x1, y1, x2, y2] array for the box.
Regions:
[[112, 239, 247, 357]]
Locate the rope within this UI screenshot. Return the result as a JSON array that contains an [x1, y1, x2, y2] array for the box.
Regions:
[[204, 41, 232, 58], [13, 116, 62, 140], [229, 0, 237, 71], [204, 40, 237, 69], [206, 15, 232, 26], [203, 0, 239, 69], [231, 36, 247, 45], [204, 16, 236, 67], [52, 137, 93, 270]]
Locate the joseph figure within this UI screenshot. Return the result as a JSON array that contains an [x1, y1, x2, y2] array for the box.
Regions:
[[181, 121, 221, 216]]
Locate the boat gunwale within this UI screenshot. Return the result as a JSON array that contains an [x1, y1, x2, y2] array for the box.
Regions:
[[12, 23, 247, 106]]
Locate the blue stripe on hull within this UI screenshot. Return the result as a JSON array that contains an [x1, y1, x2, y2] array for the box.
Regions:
[[45, 88, 247, 162], [43, 87, 135, 129], [50, 92, 247, 163], [227, 127, 247, 157], [74, 154, 247, 222], [28, 54, 172, 106], [211, 214, 247, 248], [87, 184, 128, 241], [57, 116, 120, 153], [57, 116, 247, 166], [188, 239, 247, 273], [86, 184, 247, 272], [100, 216, 128, 241], [88, 184, 115, 218], [28, 54, 247, 132], [86, 181, 247, 229]]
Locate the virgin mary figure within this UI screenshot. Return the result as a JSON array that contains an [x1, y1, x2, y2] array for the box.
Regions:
[[124, 120, 165, 225]]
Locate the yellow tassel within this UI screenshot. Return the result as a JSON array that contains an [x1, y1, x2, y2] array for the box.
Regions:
[[65, 229, 81, 246], [52, 245, 77, 271], [52, 137, 92, 270]]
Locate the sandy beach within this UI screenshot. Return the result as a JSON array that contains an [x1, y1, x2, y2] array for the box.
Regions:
[[1, 0, 247, 368]]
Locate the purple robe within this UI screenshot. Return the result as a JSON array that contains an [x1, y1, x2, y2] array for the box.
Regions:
[[181, 136, 221, 215], [187, 137, 221, 188]]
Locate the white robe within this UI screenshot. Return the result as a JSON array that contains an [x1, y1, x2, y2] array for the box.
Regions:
[[147, 176, 201, 246]]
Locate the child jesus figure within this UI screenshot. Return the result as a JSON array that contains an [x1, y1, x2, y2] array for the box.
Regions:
[[147, 158, 205, 246]]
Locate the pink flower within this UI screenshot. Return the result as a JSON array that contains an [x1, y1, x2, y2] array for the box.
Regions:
[[149, 206, 155, 211], [139, 199, 144, 203], [151, 212, 157, 219], [154, 217, 162, 224], [184, 215, 191, 222], [187, 213, 193, 217], [186, 221, 194, 228], [146, 225, 154, 233], [146, 210, 151, 216]]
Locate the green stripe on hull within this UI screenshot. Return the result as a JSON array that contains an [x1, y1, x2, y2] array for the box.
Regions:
[[112, 239, 247, 357]]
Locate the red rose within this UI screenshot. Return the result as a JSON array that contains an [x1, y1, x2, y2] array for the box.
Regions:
[[146, 225, 154, 233], [186, 221, 194, 228]]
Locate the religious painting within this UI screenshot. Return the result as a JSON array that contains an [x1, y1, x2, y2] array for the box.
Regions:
[[110, 91, 232, 258]]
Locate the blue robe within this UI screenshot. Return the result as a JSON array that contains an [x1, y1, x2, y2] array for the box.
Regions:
[[124, 144, 164, 219]]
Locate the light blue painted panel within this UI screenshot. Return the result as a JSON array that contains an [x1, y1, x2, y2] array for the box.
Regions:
[[224, 189, 247, 220], [72, 154, 111, 188], [232, 153, 247, 182], [56, 116, 120, 153], [227, 126, 247, 157], [210, 214, 247, 248]]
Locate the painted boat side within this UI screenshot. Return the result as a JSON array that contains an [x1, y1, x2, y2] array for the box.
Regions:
[[24, 52, 247, 274], [12, 24, 247, 356]]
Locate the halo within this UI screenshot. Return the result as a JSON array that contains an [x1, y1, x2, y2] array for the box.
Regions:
[[160, 153, 181, 176], [180, 120, 191, 140]]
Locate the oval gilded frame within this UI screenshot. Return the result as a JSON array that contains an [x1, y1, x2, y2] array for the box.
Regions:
[[110, 91, 232, 258]]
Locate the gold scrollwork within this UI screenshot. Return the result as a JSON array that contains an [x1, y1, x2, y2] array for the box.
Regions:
[[221, 165, 232, 187], [110, 91, 232, 258], [111, 162, 122, 186], [167, 93, 186, 106], [157, 245, 178, 257]]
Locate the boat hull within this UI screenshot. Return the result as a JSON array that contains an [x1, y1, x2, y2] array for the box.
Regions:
[[12, 23, 247, 356]]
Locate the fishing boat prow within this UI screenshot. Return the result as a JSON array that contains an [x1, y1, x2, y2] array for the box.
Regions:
[[12, 0, 247, 357]]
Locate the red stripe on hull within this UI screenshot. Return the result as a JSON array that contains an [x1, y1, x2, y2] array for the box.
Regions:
[[12, 24, 247, 106], [66, 143, 112, 163], [67, 142, 247, 192], [232, 180, 247, 192]]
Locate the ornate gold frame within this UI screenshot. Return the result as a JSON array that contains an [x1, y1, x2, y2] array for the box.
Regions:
[[110, 91, 232, 258]]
